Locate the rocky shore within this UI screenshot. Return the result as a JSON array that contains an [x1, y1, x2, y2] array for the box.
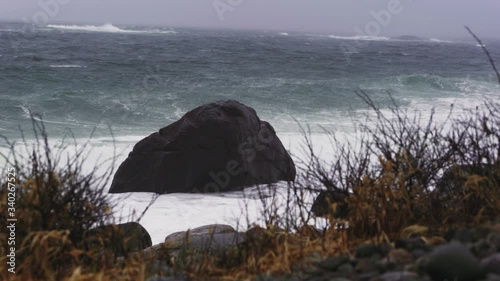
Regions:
[[104, 222, 500, 281]]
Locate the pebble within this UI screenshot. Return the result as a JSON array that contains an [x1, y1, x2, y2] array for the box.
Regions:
[[355, 258, 378, 273], [315, 256, 350, 271], [370, 271, 419, 281], [395, 237, 428, 252], [388, 249, 414, 265], [356, 243, 391, 259]]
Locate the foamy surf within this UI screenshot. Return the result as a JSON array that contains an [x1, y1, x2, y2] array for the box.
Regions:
[[50, 64, 84, 68], [47, 23, 177, 34], [328, 35, 390, 41]]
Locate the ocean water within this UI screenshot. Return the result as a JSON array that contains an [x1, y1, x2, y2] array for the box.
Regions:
[[1, 22, 499, 244]]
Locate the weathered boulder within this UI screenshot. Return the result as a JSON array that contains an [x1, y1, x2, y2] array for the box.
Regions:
[[84, 222, 152, 257], [109, 100, 296, 194], [163, 224, 243, 253], [164, 224, 236, 243]]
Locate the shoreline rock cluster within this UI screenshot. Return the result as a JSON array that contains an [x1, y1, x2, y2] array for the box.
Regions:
[[100, 222, 500, 281]]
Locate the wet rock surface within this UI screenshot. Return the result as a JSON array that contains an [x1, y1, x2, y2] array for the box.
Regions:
[[109, 100, 296, 194]]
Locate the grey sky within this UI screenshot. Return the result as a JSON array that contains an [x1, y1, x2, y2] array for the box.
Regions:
[[1, 0, 499, 39]]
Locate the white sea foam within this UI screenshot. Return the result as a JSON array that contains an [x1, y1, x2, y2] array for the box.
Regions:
[[5, 89, 498, 245], [278, 32, 289, 36], [50, 64, 84, 68], [328, 35, 390, 41], [47, 23, 177, 34]]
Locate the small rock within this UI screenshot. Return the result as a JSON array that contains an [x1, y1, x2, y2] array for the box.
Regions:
[[388, 249, 414, 266], [481, 253, 500, 275], [411, 249, 427, 259], [446, 225, 500, 244], [446, 228, 477, 243], [472, 239, 498, 259], [146, 277, 188, 281], [355, 259, 377, 273], [485, 274, 500, 281], [337, 263, 354, 275], [356, 243, 391, 259], [84, 222, 152, 257], [420, 242, 484, 281], [164, 224, 235, 243], [315, 256, 350, 271], [395, 237, 428, 252], [487, 233, 500, 251], [359, 271, 380, 281], [370, 271, 419, 281]]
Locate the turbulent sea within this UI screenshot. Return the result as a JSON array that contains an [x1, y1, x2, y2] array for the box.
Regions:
[[1, 22, 499, 243]]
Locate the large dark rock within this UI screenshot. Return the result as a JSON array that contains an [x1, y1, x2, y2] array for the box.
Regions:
[[109, 100, 296, 194]]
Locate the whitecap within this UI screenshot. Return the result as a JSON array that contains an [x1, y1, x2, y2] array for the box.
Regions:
[[328, 35, 390, 41], [49, 64, 84, 68], [47, 23, 177, 34]]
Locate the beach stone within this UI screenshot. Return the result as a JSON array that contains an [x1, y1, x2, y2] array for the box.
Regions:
[[356, 243, 391, 259], [395, 237, 429, 252], [355, 259, 378, 273], [485, 274, 500, 281], [481, 253, 500, 275], [388, 249, 414, 265], [420, 242, 484, 281], [487, 233, 500, 251], [109, 100, 296, 194], [146, 277, 188, 281], [315, 256, 350, 271], [359, 271, 380, 281], [311, 189, 350, 218], [411, 249, 427, 259], [166, 232, 245, 252], [337, 263, 354, 275], [164, 224, 235, 243], [472, 239, 498, 259], [370, 271, 419, 281], [84, 222, 152, 257]]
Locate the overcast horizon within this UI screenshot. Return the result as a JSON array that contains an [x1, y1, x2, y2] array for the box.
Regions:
[[1, 0, 499, 39]]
